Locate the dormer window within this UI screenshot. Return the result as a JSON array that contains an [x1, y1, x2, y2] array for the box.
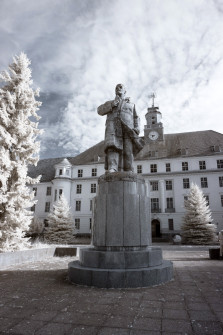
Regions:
[[66, 169, 70, 176], [59, 169, 63, 175], [178, 148, 188, 156], [211, 145, 221, 152], [148, 151, 158, 158]]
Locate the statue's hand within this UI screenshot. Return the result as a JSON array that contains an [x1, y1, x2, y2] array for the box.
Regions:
[[111, 99, 119, 108]]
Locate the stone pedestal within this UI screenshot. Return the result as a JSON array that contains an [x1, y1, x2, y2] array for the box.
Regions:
[[68, 172, 173, 288]]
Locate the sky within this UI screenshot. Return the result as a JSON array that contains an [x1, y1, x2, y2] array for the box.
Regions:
[[0, 0, 223, 159]]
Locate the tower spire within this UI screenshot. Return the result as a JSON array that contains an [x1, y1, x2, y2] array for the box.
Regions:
[[148, 92, 156, 108]]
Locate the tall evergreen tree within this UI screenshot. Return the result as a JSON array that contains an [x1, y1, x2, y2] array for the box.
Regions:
[[182, 183, 216, 244], [44, 194, 74, 244], [0, 53, 42, 252]]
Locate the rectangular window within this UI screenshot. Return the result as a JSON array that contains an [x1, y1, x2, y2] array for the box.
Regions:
[[182, 162, 188, 171], [199, 161, 206, 170], [150, 181, 158, 191], [54, 189, 57, 201], [75, 201, 81, 211], [59, 169, 63, 175], [45, 202, 50, 212], [166, 180, 172, 190], [201, 177, 208, 188], [217, 160, 223, 169], [92, 168, 97, 177], [75, 218, 80, 230], [76, 184, 82, 194], [31, 204, 35, 212], [66, 169, 70, 176], [150, 164, 157, 173], [166, 163, 171, 172], [221, 195, 223, 207], [219, 177, 223, 187], [90, 199, 93, 211], [166, 197, 174, 209], [148, 151, 158, 158], [137, 165, 142, 174], [168, 219, 174, 231], [184, 196, 188, 202], [204, 195, 209, 206], [46, 187, 51, 196], [78, 169, 83, 178], [183, 178, 190, 189], [33, 187, 37, 196], [151, 198, 159, 211], [89, 218, 92, 230], [91, 183, 97, 193], [59, 189, 63, 197]]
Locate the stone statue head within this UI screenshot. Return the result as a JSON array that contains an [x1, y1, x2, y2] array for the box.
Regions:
[[115, 84, 126, 97]]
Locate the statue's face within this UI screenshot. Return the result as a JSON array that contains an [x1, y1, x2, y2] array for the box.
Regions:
[[115, 84, 126, 96]]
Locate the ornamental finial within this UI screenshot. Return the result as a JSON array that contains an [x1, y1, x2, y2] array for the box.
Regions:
[[148, 92, 156, 107]]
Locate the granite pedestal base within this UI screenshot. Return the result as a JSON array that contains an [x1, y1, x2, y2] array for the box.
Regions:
[[68, 172, 173, 288], [68, 246, 173, 288]]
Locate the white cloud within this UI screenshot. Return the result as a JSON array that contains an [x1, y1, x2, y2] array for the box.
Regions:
[[1, 0, 223, 157]]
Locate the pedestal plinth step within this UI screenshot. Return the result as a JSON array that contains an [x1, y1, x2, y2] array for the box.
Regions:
[[68, 260, 173, 288], [79, 247, 163, 269]]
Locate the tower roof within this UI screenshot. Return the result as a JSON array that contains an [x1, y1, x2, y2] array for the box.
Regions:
[[145, 106, 161, 118]]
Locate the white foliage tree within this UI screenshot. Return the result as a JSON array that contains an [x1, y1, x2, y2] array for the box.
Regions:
[[28, 216, 44, 235], [44, 194, 74, 244], [0, 53, 42, 252], [182, 183, 216, 244]]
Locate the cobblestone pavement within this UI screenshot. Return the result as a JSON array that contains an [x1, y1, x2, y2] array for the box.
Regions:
[[0, 246, 223, 335]]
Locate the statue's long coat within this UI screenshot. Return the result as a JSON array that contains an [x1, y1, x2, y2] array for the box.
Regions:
[[97, 98, 139, 153]]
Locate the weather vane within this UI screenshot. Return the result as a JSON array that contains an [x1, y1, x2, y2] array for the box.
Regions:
[[148, 92, 156, 107]]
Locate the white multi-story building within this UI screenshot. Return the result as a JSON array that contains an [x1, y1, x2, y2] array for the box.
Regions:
[[29, 103, 223, 239]]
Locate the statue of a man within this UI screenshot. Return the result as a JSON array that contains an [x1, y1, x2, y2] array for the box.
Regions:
[[98, 84, 142, 173]]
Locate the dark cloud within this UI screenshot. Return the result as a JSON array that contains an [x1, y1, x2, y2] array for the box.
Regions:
[[39, 92, 71, 124]]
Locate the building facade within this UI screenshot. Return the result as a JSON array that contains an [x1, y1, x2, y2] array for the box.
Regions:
[[29, 104, 223, 239]]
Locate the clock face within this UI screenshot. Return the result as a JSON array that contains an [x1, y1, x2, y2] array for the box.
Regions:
[[149, 131, 159, 140]]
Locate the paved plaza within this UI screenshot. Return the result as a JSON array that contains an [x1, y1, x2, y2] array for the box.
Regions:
[[0, 245, 223, 335]]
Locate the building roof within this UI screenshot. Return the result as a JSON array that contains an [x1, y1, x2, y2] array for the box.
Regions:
[[28, 130, 223, 182], [28, 141, 105, 182], [136, 130, 223, 160], [54, 158, 72, 167]]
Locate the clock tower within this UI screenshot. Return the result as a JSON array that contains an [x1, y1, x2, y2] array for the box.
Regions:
[[144, 94, 164, 144]]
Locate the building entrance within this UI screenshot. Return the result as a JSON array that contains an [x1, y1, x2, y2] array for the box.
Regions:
[[152, 219, 161, 238]]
